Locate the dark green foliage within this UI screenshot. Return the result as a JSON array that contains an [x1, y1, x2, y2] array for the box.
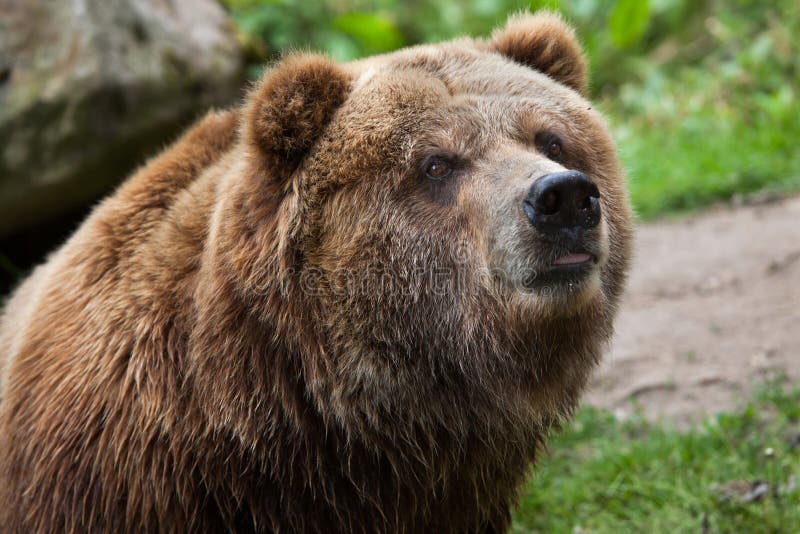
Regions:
[[608, 0, 651, 48]]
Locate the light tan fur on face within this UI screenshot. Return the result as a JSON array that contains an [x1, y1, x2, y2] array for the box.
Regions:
[[0, 12, 632, 533]]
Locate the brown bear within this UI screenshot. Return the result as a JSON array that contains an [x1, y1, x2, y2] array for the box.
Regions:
[[0, 12, 632, 533]]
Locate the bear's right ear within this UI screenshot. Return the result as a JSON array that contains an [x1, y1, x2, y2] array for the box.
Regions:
[[244, 54, 351, 180]]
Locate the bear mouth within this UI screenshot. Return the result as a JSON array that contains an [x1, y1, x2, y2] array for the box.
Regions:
[[545, 252, 596, 278], [553, 252, 593, 266], [521, 248, 600, 290]]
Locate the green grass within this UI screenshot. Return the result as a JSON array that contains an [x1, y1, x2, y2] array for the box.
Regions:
[[615, 105, 800, 220], [607, 54, 800, 220], [512, 382, 800, 532]]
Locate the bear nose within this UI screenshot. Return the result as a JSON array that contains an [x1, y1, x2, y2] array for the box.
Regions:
[[523, 171, 601, 233]]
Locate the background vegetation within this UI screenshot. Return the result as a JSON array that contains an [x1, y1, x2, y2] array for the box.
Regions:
[[223, 0, 800, 219], [514, 381, 800, 532]]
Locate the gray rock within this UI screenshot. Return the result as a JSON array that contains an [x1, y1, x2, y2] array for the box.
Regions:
[[0, 0, 244, 236]]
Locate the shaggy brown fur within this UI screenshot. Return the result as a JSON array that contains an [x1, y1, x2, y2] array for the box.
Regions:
[[0, 12, 632, 533]]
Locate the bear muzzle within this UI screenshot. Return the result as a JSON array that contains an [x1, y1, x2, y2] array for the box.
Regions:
[[513, 170, 607, 289]]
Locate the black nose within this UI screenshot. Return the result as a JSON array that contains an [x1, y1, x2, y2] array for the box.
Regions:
[[523, 171, 601, 233]]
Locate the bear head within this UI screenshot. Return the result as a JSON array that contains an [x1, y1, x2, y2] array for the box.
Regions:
[[199, 11, 632, 456]]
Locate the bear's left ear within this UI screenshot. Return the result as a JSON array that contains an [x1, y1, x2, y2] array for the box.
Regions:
[[489, 12, 588, 95], [245, 53, 351, 180]]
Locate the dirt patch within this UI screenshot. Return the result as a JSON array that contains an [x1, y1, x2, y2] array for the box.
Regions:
[[586, 195, 800, 424]]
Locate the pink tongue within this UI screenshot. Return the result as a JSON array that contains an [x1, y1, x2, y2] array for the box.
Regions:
[[554, 253, 591, 266]]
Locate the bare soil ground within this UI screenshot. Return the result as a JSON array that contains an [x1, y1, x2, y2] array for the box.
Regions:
[[586, 195, 800, 424]]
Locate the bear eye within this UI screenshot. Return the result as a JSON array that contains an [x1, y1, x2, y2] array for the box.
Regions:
[[535, 132, 565, 162], [425, 157, 454, 180], [546, 139, 563, 160]]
